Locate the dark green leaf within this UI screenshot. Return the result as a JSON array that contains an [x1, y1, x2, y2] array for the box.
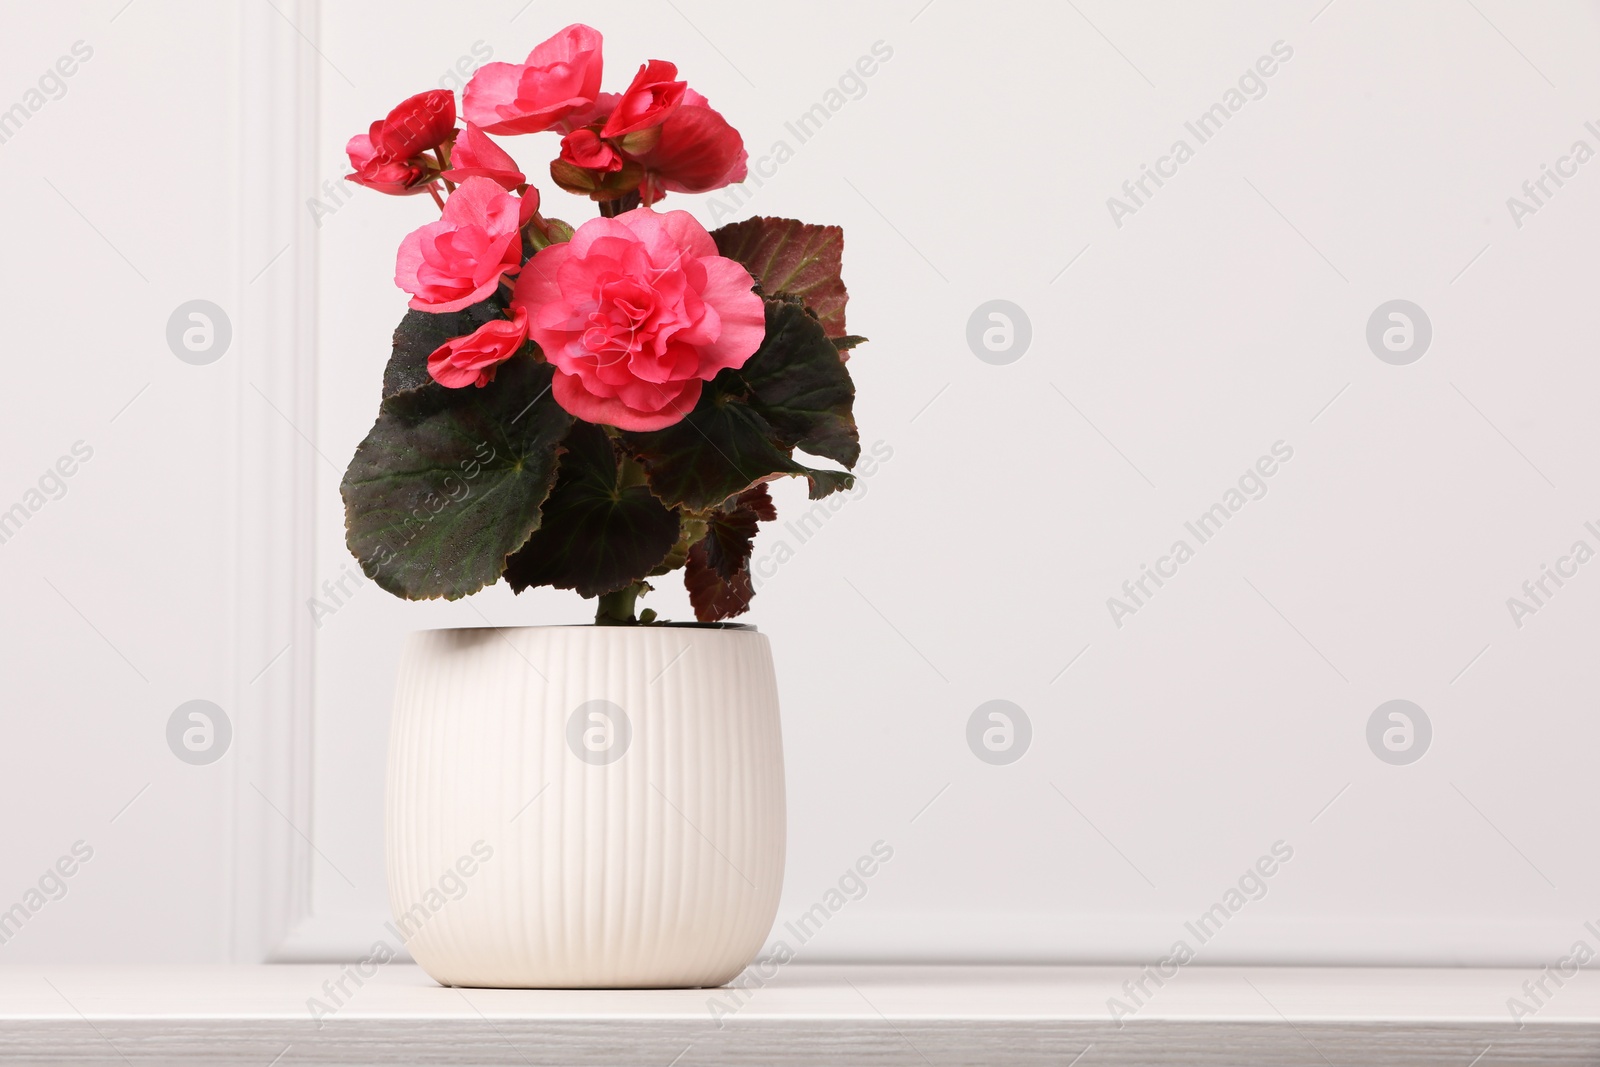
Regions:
[[803, 469, 855, 500], [341, 356, 572, 600], [623, 388, 851, 511], [739, 297, 859, 468], [711, 217, 849, 336], [382, 299, 508, 398], [502, 422, 681, 598]]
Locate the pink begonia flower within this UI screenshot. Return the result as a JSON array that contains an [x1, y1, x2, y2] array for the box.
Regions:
[[559, 128, 624, 173], [394, 177, 524, 313], [636, 88, 748, 200], [601, 60, 687, 139], [512, 207, 764, 431], [440, 123, 525, 191], [427, 306, 529, 389], [463, 24, 604, 136], [346, 89, 455, 195]]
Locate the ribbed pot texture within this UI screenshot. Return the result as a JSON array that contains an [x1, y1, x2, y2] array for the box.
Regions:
[[386, 624, 786, 988]]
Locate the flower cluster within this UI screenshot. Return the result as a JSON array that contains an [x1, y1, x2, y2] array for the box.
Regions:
[[464, 24, 746, 205], [347, 23, 756, 429], [340, 24, 864, 625]]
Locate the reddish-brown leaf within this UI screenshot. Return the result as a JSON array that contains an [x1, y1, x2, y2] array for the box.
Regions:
[[712, 217, 848, 337], [685, 541, 754, 621]]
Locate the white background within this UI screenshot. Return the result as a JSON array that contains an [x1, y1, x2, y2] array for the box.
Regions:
[[2, 0, 1597, 966]]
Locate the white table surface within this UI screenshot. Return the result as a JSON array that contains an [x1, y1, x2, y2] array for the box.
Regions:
[[1, 963, 1595, 1065]]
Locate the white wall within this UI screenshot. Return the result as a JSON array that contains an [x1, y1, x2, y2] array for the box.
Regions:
[[0, 1, 244, 962], [3, 0, 1597, 966]]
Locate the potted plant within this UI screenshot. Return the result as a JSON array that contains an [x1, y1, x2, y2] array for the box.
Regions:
[[338, 23, 865, 988]]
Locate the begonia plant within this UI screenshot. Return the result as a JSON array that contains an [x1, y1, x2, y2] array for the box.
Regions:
[[339, 24, 864, 624]]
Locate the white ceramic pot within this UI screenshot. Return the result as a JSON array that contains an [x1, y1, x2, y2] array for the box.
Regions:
[[385, 624, 786, 989]]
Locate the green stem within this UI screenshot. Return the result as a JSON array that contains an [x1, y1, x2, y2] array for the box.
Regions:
[[595, 582, 645, 625], [432, 146, 455, 192]]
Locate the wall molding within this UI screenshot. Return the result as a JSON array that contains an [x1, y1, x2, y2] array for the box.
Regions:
[[231, 0, 320, 964]]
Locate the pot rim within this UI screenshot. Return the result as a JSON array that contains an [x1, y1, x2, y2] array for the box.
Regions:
[[409, 621, 758, 634]]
